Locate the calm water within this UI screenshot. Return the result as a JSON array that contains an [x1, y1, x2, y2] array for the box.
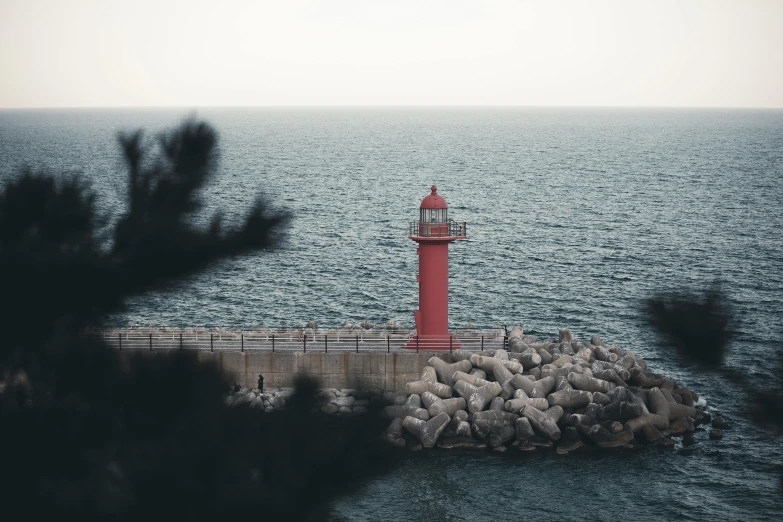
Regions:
[[1, 107, 782, 520]]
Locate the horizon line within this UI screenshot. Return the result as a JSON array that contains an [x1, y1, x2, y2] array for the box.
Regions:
[[2, 104, 782, 111]]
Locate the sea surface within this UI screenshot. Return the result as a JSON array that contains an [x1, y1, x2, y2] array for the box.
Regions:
[[1, 107, 782, 520]]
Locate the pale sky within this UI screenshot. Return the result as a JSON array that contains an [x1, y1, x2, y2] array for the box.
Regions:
[[1, 0, 781, 108]]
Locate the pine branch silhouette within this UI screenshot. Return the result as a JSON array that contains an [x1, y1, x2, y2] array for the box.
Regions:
[[0, 119, 396, 521], [646, 287, 783, 430]]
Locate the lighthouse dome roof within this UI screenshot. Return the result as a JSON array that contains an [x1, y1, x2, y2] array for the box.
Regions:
[[419, 186, 448, 209]]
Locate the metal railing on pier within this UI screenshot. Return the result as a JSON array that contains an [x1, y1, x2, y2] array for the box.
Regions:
[[89, 326, 508, 354]]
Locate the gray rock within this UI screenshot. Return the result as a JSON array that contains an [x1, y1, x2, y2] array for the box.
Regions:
[[469, 368, 487, 380], [592, 392, 611, 405], [586, 425, 635, 448], [338, 406, 352, 414], [557, 427, 584, 452], [353, 406, 368, 414], [405, 378, 452, 398], [386, 418, 404, 438], [405, 394, 422, 408], [383, 405, 429, 421], [452, 371, 490, 387], [490, 396, 506, 412], [429, 356, 472, 386], [319, 389, 338, 401], [693, 410, 712, 427], [547, 389, 592, 409], [454, 421, 471, 437], [383, 391, 399, 404], [453, 410, 469, 423], [567, 373, 615, 394], [712, 415, 730, 430], [710, 429, 723, 440], [518, 350, 542, 368], [331, 396, 356, 408], [473, 410, 519, 426], [428, 397, 466, 417], [321, 403, 339, 415], [599, 401, 643, 421], [668, 418, 690, 435], [522, 405, 561, 440], [641, 423, 665, 443], [234, 393, 254, 406], [560, 343, 575, 356], [647, 387, 671, 418], [403, 412, 451, 448], [384, 434, 407, 448], [515, 417, 535, 441]]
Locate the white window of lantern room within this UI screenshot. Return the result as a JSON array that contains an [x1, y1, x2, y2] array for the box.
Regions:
[[421, 208, 447, 223]]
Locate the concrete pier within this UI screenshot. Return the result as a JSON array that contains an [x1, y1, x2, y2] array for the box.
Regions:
[[181, 351, 450, 391]]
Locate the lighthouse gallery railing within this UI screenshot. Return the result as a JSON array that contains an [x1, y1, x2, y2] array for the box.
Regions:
[[408, 220, 467, 238]]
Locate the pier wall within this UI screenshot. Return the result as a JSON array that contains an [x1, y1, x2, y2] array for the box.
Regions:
[[194, 351, 451, 391]]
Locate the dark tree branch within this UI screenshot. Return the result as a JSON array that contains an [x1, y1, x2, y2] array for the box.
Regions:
[[646, 286, 783, 430], [0, 119, 395, 520]]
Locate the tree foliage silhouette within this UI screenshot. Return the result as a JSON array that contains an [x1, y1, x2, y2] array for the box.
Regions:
[[0, 120, 395, 520], [646, 287, 783, 430]]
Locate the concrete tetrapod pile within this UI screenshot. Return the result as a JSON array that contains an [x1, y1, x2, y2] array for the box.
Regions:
[[383, 328, 719, 452]]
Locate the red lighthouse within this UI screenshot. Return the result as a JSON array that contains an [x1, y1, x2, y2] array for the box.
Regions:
[[405, 186, 467, 350]]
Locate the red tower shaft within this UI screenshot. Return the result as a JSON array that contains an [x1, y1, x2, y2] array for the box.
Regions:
[[415, 240, 451, 338]]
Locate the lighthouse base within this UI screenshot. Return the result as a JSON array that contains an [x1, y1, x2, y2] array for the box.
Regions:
[[403, 334, 461, 351]]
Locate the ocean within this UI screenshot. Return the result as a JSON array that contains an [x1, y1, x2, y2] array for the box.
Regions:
[[1, 107, 782, 520]]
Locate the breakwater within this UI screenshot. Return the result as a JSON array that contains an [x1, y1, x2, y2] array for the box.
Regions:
[[225, 327, 726, 452]]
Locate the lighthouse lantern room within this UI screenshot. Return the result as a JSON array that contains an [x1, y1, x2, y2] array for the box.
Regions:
[[405, 186, 467, 350]]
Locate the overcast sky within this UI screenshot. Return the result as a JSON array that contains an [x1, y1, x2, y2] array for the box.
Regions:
[[1, 0, 781, 108]]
